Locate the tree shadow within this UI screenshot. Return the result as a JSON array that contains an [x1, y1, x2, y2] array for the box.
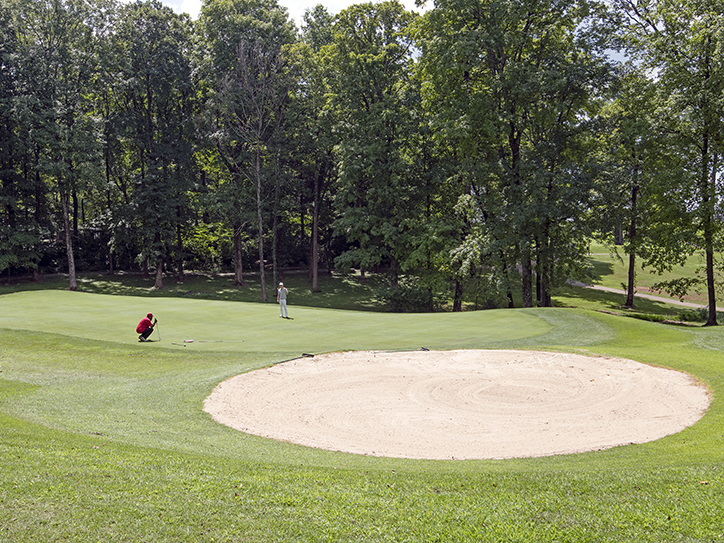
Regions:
[[554, 284, 691, 317], [583, 257, 615, 284]]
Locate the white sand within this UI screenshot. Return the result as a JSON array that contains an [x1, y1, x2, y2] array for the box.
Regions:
[[203, 350, 710, 460]]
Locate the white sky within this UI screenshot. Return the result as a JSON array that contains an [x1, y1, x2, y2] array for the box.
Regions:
[[122, 0, 429, 28]]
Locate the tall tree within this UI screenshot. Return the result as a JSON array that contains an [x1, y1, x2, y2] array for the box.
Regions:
[[417, 0, 614, 306], [199, 0, 295, 300], [288, 4, 337, 291], [0, 3, 34, 279], [11, 0, 110, 290], [617, 0, 724, 325], [113, 0, 196, 289], [597, 68, 663, 308], [328, 1, 420, 288]]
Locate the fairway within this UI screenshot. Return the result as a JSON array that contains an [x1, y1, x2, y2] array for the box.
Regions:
[[2, 289, 724, 542]]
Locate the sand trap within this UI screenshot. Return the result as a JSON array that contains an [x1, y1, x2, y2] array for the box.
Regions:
[[203, 350, 710, 460]]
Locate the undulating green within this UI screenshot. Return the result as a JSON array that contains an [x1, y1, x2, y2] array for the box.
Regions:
[[1, 287, 723, 542]]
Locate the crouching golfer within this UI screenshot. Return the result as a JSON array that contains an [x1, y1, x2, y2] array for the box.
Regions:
[[277, 282, 289, 318], [136, 313, 157, 342]]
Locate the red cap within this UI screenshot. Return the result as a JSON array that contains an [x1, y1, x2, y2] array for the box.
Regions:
[[147, 313, 153, 319]]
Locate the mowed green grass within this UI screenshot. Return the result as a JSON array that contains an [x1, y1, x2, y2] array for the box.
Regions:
[[2, 290, 724, 541], [0, 290, 550, 352], [585, 244, 713, 307]]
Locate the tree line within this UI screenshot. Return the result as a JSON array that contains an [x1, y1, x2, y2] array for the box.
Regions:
[[1, 0, 723, 321]]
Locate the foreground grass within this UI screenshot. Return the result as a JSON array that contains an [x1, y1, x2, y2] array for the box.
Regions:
[[4, 426, 722, 542], [2, 289, 724, 541]]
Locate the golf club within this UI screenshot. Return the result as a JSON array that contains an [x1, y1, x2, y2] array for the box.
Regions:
[[155, 319, 161, 341]]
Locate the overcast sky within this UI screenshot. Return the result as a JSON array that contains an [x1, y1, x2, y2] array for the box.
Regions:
[[124, 0, 428, 28]]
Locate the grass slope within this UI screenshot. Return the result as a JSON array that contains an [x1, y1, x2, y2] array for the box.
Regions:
[[1, 289, 724, 542], [584, 244, 713, 308], [0, 269, 392, 311], [0, 290, 550, 351]]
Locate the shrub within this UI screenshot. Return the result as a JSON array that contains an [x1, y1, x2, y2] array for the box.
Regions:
[[378, 280, 434, 313], [627, 312, 667, 323], [678, 309, 706, 323]]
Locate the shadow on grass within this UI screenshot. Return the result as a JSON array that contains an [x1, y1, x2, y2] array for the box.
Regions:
[[0, 269, 392, 312], [3, 269, 706, 322], [585, 257, 616, 284], [553, 285, 700, 320]]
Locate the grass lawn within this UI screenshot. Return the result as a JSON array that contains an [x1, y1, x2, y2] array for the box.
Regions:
[[2, 280, 724, 541], [0, 269, 392, 311], [584, 244, 716, 308]]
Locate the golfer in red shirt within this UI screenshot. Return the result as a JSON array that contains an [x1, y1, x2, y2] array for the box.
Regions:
[[136, 313, 157, 342]]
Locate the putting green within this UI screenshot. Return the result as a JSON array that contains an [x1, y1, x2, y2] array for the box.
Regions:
[[0, 290, 553, 353]]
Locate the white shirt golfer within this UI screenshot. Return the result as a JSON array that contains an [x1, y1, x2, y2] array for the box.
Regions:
[[277, 283, 289, 318]]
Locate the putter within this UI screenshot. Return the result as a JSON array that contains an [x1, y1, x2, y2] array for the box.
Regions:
[[155, 320, 161, 341]]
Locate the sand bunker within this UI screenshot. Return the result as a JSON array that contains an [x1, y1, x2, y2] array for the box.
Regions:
[[203, 350, 710, 460]]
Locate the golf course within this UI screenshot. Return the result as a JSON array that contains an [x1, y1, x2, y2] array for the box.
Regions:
[[1, 277, 723, 541]]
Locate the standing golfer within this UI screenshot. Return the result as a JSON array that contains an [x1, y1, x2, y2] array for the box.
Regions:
[[277, 282, 289, 318], [136, 313, 157, 342]]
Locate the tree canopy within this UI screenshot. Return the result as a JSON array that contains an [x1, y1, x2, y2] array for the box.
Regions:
[[2, 0, 724, 318]]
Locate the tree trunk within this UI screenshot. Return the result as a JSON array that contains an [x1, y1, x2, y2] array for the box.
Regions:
[[255, 142, 268, 301], [310, 171, 320, 291], [615, 219, 624, 245], [233, 221, 245, 286], [521, 242, 533, 308], [452, 279, 463, 312], [272, 152, 281, 291], [257, 208, 267, 300], [154, 259, 164, 290], [61, 191, 77, 291], [34, 150, 43, 223], [299, 194, 306, 258], [705, 245, 717, 326], [625, 184, 638, 309], [625, 252, 636, 309], [152, 230, 164, 289], [500, 251, 515, 308], [72, 189, 79, 236], [702, 139, 717, 326], [704, 173, 717, 326], [176, 220, 184, 282], [539, 222, 553, 308], [541, 255, 552, 307], [389, 257, 399, 290]]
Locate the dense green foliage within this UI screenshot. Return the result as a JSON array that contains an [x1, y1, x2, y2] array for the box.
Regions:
[[1, 285, 724, 541], [2, 0, 724, 317]]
